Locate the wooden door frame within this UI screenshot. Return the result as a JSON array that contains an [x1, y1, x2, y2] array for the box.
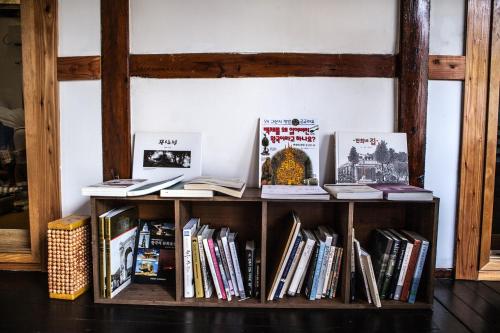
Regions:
[[0, 0, 61, 270]]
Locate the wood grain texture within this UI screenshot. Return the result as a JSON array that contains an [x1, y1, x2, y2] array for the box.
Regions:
[[428, 55, 466, 80], [480, 0, 500, 270], [456, 0, 492, 280], [101, 0, 131, 180], [398, 0, 430, 187], [129, 53, 396, 78], [9, 0, 61, 270], [57, 56, 101, 81]]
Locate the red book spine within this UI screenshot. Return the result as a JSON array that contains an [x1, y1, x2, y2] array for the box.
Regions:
[[400, 239, 421, 302], [208, 238, 227, 300]]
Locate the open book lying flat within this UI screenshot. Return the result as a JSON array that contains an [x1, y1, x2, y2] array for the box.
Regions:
[[82, 175, 184, 197]]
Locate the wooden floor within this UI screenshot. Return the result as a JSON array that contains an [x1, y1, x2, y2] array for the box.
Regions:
[[0, 272, 499, 333]]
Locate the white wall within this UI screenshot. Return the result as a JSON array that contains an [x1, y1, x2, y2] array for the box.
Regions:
[[58, 0, 465, 268]]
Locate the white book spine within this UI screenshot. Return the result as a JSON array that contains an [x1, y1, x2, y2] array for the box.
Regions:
[[222, 234, 239, 297], [198, 233, 213, 298], [288, 239, 315, 296], [316, 245, 331, 299], [229, 239, 246, 298], [362, 254, 381, 308], [394, 242, 413, 300], [280, 240, 305, 298], [322, 246, 336, 295], [202, 238, 223, 299], [355, 240, 372, 304], [183, 225, 196, 298]]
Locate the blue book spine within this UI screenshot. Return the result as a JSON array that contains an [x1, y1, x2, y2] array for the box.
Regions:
[[274, 233, 303, 300], [408, 241, 429, 304], [309, 242, 325, 300]]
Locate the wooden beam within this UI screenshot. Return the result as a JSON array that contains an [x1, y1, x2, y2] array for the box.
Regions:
[[456, 0, 492, 280], [57, 54, 466, 81], [57, 56, 101, 81], [19, 0, 61, 270], [101, 0, 131, 180], [397, 0, 430, 187], [428, 55, 466, 80], [129, 53, 396, 78], [480, 0, 500, 270]]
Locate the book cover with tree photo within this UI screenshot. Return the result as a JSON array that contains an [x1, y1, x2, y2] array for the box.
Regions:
[[335, 132, 409, 185], [259, 118, 319, 187]]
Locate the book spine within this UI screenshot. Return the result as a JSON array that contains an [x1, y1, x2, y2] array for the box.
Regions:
[[331, 248, 343, 298], [326, 247, 338, 298], [183, 227, 194, 298], [198, 235, 213, 298], [203, 239, 222, 299], [304, 243, 320, 299], [288, 239, 314, 296], [245, 246, 255, 297], [222, 235, 239, 297], [99, 216, 106, 298], [380, 240, 400, 299], [281, 240, 304, 298], [408, 241, 429, 304], [322, 246, 336, 296], [191, 237, 204, 298], [394, 242, 413, 300], [229, 240, 246, 298], [350, 236, 356, 302], [214, 243, 231, 301], [388, 239, 407, 299], [208, 238, 226, 300], [309, 243, 325, 300], [363, 255, 381, 308], [400, 240, 421, 302], [105, 217, 111, 298], [316, 245, 331, 299], [217, 238, 235, 296], [376, 251, 390, 291], [274, 234, 302, 300], [255, 254, 261, 298], [355, 241, 371, 304]]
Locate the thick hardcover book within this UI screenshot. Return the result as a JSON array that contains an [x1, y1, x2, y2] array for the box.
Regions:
[[217, 232, 235, 296], [288, 229, 316, 296], [386, 229, 409, 299], [228, 232, 246, 298], [368, 184, 433, 201], [360, 248, 381, 308], [354, 239, 371, 304], [403, 231, 429, 304], [274, 232, 303, 300], [192, 229, 204, 298], [267, 212, 301, 300], [202, 228, 223, 299], [324, 184, 383, 200], [132, 220, 175, 284], [245, 240, 256, 298], [99, 209, 115, 298], [214, 241, 232, 301], [370, 229, 394, 291], [380, 231, 400, 299], [399, 232, 422, 302], [197, 225, 213, 298], [259, 118, 319, 187], [280, 237, 305, 298], [105, 206, 138, 298], [221, 228, 239, 297], [183, 218, 199, 298], [207, 231, 227, 300]]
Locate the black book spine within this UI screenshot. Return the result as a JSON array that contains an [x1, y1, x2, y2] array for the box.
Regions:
[[350, 240, 356, 302], [380, 239, 400, 299], [274, 233, 302, 300], [388, 239, 407, 299], [245, 246, 255, 297], [305, 242, 320, 299], [255, 254, 261, 298]]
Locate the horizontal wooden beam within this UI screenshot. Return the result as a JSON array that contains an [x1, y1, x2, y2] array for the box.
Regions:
[[428, 55, 466, 80], [57, 56, 101, 81], [129, 53, 397, 78], [56, 54, 466, 81]]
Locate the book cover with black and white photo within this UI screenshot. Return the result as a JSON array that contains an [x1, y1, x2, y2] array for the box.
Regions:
[[133, 132, 202, 182], [335, 132, 409, 185]]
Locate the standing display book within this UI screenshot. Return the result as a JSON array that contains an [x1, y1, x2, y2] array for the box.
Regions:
[[259, 118, 319, 187], [335, 132, 409, 185], [133, 132, 202, 182]]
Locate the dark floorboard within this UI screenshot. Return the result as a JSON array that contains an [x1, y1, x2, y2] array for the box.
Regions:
[[1, 272, 500, 333]]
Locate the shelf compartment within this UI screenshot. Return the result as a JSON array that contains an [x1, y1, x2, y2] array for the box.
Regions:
[[264, 201, 351, 304]]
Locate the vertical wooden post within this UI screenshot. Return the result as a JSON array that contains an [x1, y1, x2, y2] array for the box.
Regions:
[[398, 0, 430, 187], [101, 0, 131, 180], [456, 0, 492, 280]]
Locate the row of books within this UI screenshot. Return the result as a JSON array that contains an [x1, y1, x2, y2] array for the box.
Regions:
[[99, 206, 176, 299], [351, 228, 429, 307], [183, 218, 259, 300], [268, 212, 343, 301]]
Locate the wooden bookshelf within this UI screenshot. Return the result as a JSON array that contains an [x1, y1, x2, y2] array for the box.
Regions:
[[90, 188, 438, 309]]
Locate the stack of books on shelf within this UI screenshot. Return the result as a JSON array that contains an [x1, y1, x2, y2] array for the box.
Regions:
[[268, 212, 343, 301], [183, 218, 259, 301], [351, 228, 429, 307]]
